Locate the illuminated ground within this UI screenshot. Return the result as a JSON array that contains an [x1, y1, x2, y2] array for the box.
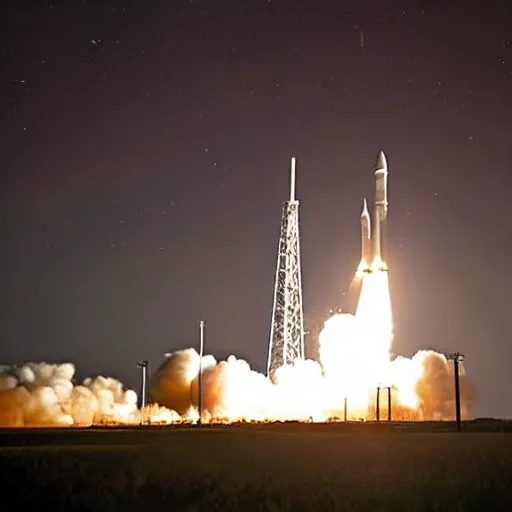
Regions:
[[2, 421, 512, 511]]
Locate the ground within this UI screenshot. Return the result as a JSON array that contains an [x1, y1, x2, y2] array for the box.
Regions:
[[1, 421, 512, 511]]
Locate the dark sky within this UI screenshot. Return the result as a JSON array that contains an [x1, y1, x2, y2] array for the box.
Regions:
[[2, 0, 511, 417]]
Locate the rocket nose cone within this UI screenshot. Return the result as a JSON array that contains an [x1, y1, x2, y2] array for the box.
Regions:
[[375, 150, 387, 172]]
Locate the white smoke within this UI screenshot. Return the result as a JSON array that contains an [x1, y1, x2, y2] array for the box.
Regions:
[[150, 316, 476, 422], [0, 343, 475, 427], [0, 362, 177, 427], [0, 316, 475, 427]]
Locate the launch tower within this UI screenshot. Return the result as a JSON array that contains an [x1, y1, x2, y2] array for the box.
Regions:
[[267, 157, 305, 378]]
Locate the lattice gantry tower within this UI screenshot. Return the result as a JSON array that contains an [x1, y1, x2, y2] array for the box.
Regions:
[[267, 157, 305, 378]]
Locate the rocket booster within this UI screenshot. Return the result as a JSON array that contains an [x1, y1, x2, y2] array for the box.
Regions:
[[358, 150, 389, 272], [360, 198, 372, 267]]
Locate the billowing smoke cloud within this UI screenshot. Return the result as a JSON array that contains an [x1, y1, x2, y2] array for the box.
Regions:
[[149, 274, 476, 423], [1, 273, 476, 427], [150, 350, 331, 422], [0, 362, 176, 427], [149, 345, 476, 423], [150, 349, 203, 416], [1, 346, 476, 427], [413, 351, 476, 420]]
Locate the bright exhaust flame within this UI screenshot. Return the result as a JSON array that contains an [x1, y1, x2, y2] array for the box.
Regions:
[[0, 258, 476, 427]]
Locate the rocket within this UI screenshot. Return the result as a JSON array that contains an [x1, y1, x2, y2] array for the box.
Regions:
[[360, 198, 372, 267], [358, 150, 389, 274]]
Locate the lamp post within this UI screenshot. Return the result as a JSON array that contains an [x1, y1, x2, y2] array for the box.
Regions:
[[136, 360, 148, 408], [386, 386, 392, 422], [136, 360, 148, 426], [198, 320, 205, 424], [446, 352, 465, 431], [376, 386, 380, 422], [376, 385, 393, 422]]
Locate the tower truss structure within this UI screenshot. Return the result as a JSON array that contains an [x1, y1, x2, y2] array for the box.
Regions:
[[267, 157, 305, 378]]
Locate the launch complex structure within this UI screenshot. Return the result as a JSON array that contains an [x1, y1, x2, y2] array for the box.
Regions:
[[266, 151, 390, 377], [267, 157, 305, 377]]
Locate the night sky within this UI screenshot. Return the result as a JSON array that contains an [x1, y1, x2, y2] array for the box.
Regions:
[[2, 1, 511, 417]]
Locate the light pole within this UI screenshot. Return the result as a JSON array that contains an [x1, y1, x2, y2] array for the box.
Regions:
[[446, 352, 465, 431], [376, 384, 393, 422], [137, 360, 148, 426], [376, 386, 382, 421], [386, 386, 392, 422], [198, 320, 205, 424], [137, 360, 148, 408]]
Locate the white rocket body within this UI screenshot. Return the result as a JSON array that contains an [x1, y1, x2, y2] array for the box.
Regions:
[[358, 151, 389, 273], [360, 198, 372, 268]]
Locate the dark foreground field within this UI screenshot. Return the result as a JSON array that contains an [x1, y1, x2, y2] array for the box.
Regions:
[[2, 421, 512, 511]]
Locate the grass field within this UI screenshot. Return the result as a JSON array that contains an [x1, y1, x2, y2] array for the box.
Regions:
[[2, 421, 512, 511]]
